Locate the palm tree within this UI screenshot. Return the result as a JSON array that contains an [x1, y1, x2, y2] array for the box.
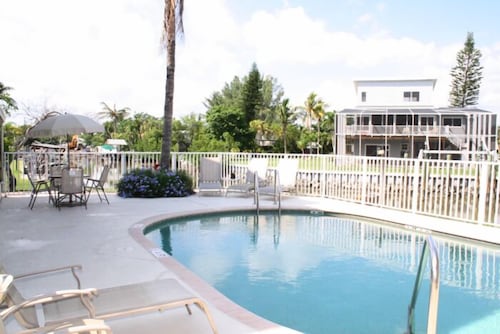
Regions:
[[276, 98, 295, 154], [322, 111, 336, 153], [98, 102, 130, 138], [0, 82, 18, 116], [301, 92, 326, 154], [160, 0, 184, 169], [302, 92, 317, 130]]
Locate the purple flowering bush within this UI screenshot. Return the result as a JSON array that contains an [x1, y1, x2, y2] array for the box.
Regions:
[[117, 168, 193, 198]]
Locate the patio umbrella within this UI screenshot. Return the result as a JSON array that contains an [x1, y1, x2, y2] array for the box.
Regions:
[[27, 113, 104, 166]]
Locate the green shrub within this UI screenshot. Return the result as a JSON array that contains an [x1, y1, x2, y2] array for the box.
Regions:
[[117, 169, 193, 198]]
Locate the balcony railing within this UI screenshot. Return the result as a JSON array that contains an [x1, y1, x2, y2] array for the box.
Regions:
[[2, 151, 500, 226], [341, 125, 466, 136]]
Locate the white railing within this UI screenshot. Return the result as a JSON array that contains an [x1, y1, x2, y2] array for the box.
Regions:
[[3, 151, 500, 226]]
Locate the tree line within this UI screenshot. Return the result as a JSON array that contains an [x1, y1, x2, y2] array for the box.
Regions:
[[1, 31, 487, 156]]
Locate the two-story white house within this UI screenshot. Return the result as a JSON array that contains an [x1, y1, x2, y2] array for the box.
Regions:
[[335, 79, 497, 159]]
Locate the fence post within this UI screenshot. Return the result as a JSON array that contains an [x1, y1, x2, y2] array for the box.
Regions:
[[411, 158, 421, 213], [171, 153, 177, 172], [361, 157, 367, 204], [120, 152, 126, 176], [320, 155, 327, 197], [477, 163, 490, 224]]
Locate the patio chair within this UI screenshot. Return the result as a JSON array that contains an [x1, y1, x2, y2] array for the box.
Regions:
[[0, 264, 218, 334], [1, 301, 113, 334], [198, 157, 223, 195], [256, 158, 299, 207], [84, 166, 110, 204], [56, 168, 86, 209], [25, 167, 52, 210], [226, 158, 268, 197]]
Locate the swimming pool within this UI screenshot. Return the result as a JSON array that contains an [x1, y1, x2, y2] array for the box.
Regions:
[[145, 210, 500, 333]]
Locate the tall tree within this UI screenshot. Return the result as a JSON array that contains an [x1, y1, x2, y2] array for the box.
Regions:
[[239, 63, 263, 150], [300, 92, 326, 153], [322, 111, 336, 153], [160, 0, 184, 169], [0, 82, 18, 116], [449, 32, 483, 107], [276, 98, 295, 154]]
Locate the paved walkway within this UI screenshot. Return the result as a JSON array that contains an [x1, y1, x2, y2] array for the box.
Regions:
[[1, 192, 498, 333]]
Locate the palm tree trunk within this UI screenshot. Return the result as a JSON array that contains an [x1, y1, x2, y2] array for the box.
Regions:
[[160, 4, 176, 170], [283, 124, 287, 154]]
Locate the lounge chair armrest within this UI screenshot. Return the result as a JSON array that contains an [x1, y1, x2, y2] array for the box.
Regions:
[[1, 288, 98, 321], [14, 318, 112, 334], [14, 265, 83, 289], [65, 319, 112, 334]]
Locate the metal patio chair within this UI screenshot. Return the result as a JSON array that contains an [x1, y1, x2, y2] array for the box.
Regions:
[[25, 165, 52, 210], [84, 166, 110, 204]]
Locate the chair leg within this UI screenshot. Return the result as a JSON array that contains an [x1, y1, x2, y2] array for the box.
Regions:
[[85, 186, 93, 203], [86, 182, 109, 205], [94, 187, 103, 202], [99, 186, 109, 204], [94, 185, 109, 204], [28, 189, 36, 210], [29, 183, 44, 210]]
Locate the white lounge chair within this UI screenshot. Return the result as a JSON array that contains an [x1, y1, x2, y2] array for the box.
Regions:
[[198, 157, 223, 195], [256, 158, 299, 208], [0, 265, 218, 334], [226, 158, 268, 197], [2, 301, 113, 334]]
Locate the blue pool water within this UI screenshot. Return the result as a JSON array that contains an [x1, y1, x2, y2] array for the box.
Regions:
[[145, 211, 500, 334]]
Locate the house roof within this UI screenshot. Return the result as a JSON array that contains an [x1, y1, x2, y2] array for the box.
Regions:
[[106, 139, 128, 146], [353, 78, 437, 89]]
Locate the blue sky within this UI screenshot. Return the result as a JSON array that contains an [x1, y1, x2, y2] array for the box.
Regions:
[[228, 0, 498, 44], [1, 0, 499, 125]]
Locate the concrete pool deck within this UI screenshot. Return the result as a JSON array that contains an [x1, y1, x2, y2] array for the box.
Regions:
[[1, 193, 499, 333]]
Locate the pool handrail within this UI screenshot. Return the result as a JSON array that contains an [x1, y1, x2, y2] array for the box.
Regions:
[[407, 235, 440, 334]]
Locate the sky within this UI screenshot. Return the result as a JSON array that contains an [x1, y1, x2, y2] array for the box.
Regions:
[[1, 0, 500, 125]]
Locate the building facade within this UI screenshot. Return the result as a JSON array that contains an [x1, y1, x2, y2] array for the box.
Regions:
[[336, 79, 497, 159]]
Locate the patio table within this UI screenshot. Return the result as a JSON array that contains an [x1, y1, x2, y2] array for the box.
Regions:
[[53, 168, 87, 209]]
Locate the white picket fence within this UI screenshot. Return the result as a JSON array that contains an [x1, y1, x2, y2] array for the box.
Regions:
[[3, 151, 499, 226]]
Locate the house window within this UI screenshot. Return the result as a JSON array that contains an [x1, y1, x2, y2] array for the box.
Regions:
[[401, 144, 409, 158], [396, 115, 407, 125], [366, 145, 389, 157], [403, 91, 420, 102], [443, 118, 462, 127], [361, 91, 366, 102], [356, 116, 369, 125], [346, 144, 354, 155], [421, 117, 434, 126], [346, 116, 355, 125]]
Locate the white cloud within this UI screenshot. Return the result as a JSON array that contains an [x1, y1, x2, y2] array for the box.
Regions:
[[1, 0, 499, 126]]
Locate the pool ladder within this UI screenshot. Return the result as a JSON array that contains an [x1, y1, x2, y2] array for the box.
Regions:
[[254, 171, 281, 215], [406, 236, 440, 334]]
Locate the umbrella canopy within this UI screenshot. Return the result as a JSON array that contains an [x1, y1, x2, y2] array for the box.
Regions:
[[27, 113, 104, 138], [27, 113, 104, 167]]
